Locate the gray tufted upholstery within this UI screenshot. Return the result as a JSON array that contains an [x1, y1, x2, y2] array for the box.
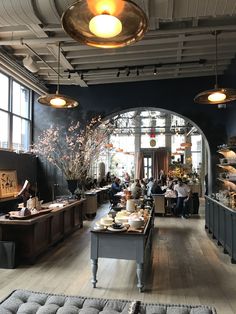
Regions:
[[0, 290, 217, 314]]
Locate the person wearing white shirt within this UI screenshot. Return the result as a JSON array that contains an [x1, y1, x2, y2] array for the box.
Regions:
[[146, 177, 154, 197], [174, 178, 191, 218]]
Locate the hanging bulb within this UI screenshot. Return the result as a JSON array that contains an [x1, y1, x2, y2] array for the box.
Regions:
[[50, 96, 66, 107], [89, 13, 122, 38], [208, 91, 226, 102], [88, 0, 123, 39], [62, 0, 147, 48]]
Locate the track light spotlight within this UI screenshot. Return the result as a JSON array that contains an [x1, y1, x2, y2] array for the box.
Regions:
[[80, 73, 84, 80], [126, 68, 130, 76], [116, 70, 120, 77], [154, 67, 157, 75], [68, 73, 71, 80], [136, 68, 139, 76]]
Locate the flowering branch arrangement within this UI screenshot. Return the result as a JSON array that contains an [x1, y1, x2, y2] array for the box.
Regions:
[[32, 117, 113, 180]]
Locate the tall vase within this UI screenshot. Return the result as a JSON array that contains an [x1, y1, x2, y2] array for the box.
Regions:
[[66, 179, 78, 195]]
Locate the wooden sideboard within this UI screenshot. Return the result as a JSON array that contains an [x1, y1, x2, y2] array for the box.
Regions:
[[0, 199, 84, 264]]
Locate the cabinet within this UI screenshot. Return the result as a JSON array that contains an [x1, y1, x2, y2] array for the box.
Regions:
[[0, 199, 84, 264], [205, 196, 236, 263]]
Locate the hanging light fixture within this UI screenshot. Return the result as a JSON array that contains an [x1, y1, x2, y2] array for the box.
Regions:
[[61, 0, 148, 49], [194, 31, 236, 104], [37, 43, 78, 109]]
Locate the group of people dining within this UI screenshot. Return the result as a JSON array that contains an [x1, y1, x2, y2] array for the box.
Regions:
[[110, 171, 193, 219]]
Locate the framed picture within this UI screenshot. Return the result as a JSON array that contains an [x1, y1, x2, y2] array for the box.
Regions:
[[0, 170, 18, 198]]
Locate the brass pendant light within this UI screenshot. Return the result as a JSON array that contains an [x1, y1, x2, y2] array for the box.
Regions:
[[61, 0, 148, 49], [194, 31, 236, 104], [37, 43, 79, 109]]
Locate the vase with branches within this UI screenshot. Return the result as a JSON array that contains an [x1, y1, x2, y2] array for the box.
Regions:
[[32, 117, 114, 191]]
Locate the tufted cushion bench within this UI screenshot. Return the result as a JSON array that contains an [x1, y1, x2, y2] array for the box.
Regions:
[[0, 289, 217, 314]]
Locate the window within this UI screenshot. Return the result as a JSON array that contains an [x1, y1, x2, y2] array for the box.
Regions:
[[0, 73, 9, 111], [12, 81, 30, 118], [0, 111, 9, 148], [191, 135, 202, 172], [171, 134, 185, 153], [144, 156, 152, 178], [0, 73, 32, 151], [110, 134, 135, 152], [12, 116, 30, 151]]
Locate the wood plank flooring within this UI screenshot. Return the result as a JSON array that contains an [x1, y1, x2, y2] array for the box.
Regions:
[[0, 199, 236, 314]]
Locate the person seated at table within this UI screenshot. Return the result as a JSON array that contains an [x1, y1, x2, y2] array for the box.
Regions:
[[130, 179, 142, 199], [110, 177, 122, 205], [99, 177, 106, 187], [151, 179, 165, 195], [111, 177, 122, 193], [167, 176, 175, 190], [140, 179, 147, 196], [105, 171, 112, 184]]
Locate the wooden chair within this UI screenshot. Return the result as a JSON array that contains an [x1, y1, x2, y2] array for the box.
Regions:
[[152, 194, 166, 215]]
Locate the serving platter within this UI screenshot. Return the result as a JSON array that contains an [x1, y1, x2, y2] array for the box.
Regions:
[[9, 209, 52, 220]]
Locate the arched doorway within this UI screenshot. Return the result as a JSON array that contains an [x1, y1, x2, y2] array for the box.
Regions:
[[97, 107, 211, 196]]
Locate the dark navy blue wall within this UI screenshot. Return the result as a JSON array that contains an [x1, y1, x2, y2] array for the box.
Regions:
[[0, 151, 37, 212], [33, 74, 236, 198], [1, 73, 235, 204], [34, 75, 231, 149]]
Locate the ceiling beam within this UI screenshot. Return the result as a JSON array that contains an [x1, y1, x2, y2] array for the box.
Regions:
[[46, 43, 88, 87]]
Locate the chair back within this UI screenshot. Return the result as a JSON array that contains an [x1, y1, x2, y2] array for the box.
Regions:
[[152, 194, 165, 214]]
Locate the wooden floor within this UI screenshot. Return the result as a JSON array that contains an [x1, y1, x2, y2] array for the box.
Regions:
[[0, 199, 236, 314]]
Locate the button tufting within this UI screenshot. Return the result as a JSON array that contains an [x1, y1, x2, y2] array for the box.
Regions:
[[0, 290, 216, 314]]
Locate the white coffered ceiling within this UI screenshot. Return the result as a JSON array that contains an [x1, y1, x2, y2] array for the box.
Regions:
[[0, 0, 236, 88]]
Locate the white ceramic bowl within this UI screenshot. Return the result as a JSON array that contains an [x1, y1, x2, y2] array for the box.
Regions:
[[100, 217, 113, 225], [128, 218, 144, 229], [115, 217, 129, 224]]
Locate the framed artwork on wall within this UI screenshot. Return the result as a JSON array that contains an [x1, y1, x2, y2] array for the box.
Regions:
[[0, 170, 18, 198]]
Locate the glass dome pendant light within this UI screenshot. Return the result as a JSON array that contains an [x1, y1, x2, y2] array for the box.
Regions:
[[61, 0, 148, 49], [37, 43, 79, 109], [194, 31, 236, 104]]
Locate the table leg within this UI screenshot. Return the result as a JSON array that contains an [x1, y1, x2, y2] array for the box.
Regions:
[[136, 263, 144, 292], [91, 259, 98, 288]]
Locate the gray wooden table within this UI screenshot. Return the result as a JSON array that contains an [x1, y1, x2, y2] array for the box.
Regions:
[[90, 212, 154, 292]]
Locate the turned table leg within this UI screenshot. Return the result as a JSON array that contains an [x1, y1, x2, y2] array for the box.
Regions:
[[91, 259, 98, 288], [136, 263, 144, 292]]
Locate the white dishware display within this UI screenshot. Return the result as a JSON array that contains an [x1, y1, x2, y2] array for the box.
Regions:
[[128, 215, 144, 229], [100, 215, 113, 226]]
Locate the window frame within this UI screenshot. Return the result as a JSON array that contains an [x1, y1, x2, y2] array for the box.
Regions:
[[0, 72, 32, 151]]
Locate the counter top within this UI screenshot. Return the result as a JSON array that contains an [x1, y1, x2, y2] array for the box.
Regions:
[[205, 195, 236, 213], [0, 199, 85, 225]]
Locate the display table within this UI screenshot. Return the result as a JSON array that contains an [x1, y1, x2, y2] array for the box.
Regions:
[[0, 199, 84, 264], [84, 187, 110, 216], [90, 210, 154, 292]]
